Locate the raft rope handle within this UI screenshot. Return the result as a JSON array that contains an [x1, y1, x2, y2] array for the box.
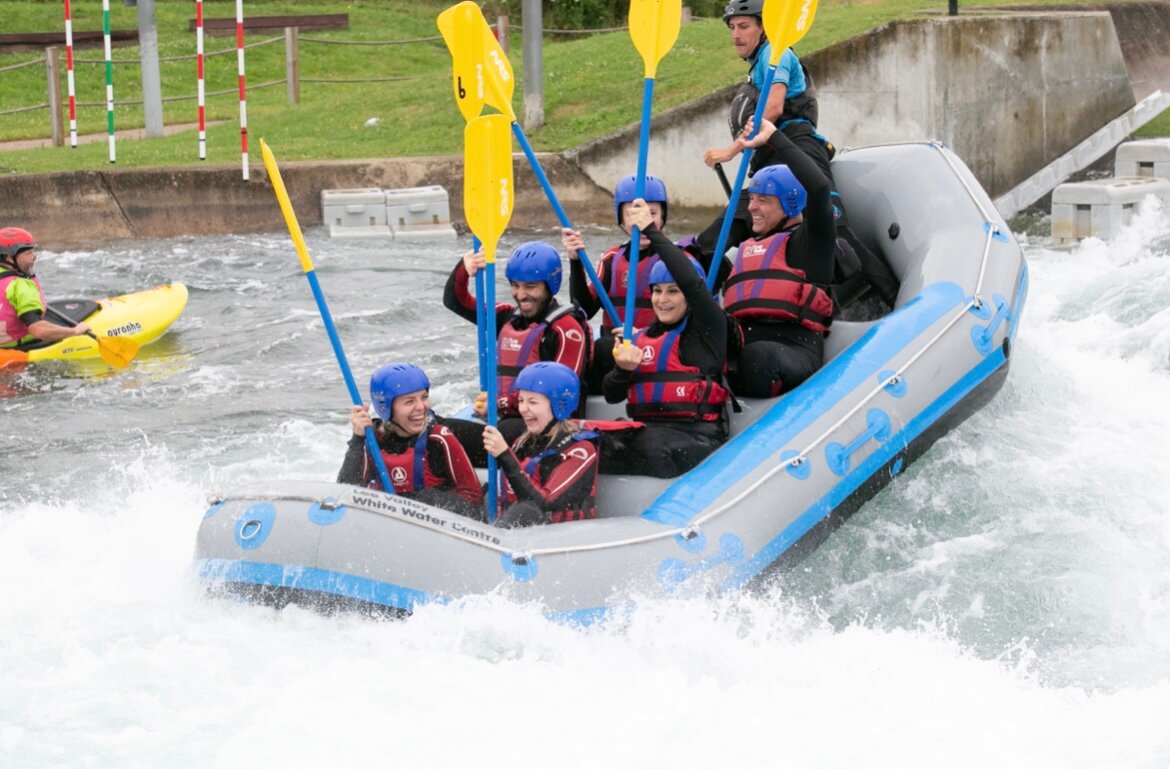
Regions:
[[207, 143, 1009, 563]]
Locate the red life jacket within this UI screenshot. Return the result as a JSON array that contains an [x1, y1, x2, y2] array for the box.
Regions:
[[600, 245, 660, 331], [362, 425, 435, 494], [722, 231, 834, 332], [502, 430, 600, 523], [0, 271, 47, 347], [496, 303, 579, 395], [627, 318, 729, 422]]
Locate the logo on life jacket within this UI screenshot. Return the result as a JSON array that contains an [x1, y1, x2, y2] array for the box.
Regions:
[[640, 345, 655, 363], [391, 467, 408, 485], [500, 336, 522, 351], [621, 271, 630, 288], [566, 328, 583, 343], [566, 446, 591, 461]]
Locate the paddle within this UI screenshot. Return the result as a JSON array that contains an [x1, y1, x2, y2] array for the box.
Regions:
[[625, 0, 682, 340], [42, 304, 138, 369], [464, 113, 514, 523], [438, 2, 622, 328], [258, 138, 396, 495], [706, 0, 819, 291]]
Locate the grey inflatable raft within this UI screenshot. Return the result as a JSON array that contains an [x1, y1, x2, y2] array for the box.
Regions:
[[195, 142, 1028, 622]]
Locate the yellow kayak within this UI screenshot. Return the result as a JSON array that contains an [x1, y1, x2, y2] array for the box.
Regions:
[[0, 282, 188, 368]]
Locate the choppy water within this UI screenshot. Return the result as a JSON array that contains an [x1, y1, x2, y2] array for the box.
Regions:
[[2, 203, 1169, 768]]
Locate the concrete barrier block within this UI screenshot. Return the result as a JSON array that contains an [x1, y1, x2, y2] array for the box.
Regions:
[[1051, 176, 1170, 243], [384, 185, 456, 241], [1115, 138, 1170, 179], [322, 188, 392, 238]]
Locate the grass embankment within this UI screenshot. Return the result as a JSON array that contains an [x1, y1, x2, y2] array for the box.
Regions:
[[0, 0, 1165, 175]]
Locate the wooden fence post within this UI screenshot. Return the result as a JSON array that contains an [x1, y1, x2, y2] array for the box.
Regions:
[[46, 46, 64, 147], [497, 15, 509, 53], [285, 26, 299, 105]]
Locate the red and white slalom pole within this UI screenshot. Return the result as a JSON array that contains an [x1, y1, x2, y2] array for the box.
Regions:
[[195, 0, 206, 159], [235, 0, 248, 180], [63, 0, 77, 147]]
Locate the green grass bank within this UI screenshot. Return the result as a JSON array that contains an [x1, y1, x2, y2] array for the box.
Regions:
[[1, 0, 1165, 176]]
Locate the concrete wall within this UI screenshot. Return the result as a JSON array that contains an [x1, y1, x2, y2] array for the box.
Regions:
[[1, 154, 613, 250], [573, 11, 1136, 204]]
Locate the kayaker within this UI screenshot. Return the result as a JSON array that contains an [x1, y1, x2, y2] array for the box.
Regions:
[[0, 227, 92, 350], [601, 201, 738, 478], [338, 362, 484, 519], [482, 362, 600, 528], [721, 116, 837, 398], [561, 173, 728, 393], [444, 241, 591, 443]]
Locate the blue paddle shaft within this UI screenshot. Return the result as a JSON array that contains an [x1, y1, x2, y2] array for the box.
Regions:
[[485, 261, 499, 523], [304, 269, 396, 494], [624, 77, 656, 340], [472, 236, 488, 391], [706, 64, 777, 292], [510, 122, 622, 328]]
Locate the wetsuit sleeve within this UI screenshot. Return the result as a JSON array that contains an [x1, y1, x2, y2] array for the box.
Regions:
[[568, 259, 601, 320], [645, 226, 727, 358], [442, 259, 479, 323], [602, 365, 635, 404], [428, 426, 484, 504], [337, 435, 368, 486], [498, 441, 599, 514], [763, 128, 836, 285]]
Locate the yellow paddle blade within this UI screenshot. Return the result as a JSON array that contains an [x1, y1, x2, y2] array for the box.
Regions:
[[764, 0, 819, 65], [438, 2, 516, 122], [628, 0, 682, 78], [463, 113, 514, 263], [259, 138, 315, 275], [95, 334, 139, 369], [438, 2, 487, 122]]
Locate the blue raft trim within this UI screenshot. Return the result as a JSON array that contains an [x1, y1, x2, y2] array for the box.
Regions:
[[197, 558, 441, 613], [641, 281, 968, 528]]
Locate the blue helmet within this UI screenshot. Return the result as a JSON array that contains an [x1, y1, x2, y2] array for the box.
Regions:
[[369, 363, 430, 421], [748, 164, 807, 217], [648, 256, 706, 287], [505, 242, 562, 295], [613, 173, 669, 227], [513, 362, 579, 421]]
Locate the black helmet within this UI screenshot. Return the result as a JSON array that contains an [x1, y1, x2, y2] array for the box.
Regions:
[[722, 0, 765, 24]]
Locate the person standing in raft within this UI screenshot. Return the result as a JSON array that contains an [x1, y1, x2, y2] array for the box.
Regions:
[[561, 173, 729, 392], [482, 362, 600, 528], [338, 363, 484, 520], [697, 0, 900, 307], [443, 241, 591, 446], [601, 201, 738, 478], [0, 228, 92, 351], [722, 116, 837, 398]]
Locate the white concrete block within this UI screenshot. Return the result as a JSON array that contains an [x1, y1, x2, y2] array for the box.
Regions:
[[1051, 176, 1170, 244], [322, 188, 392, 238], [1115, 138, 1170, 179]]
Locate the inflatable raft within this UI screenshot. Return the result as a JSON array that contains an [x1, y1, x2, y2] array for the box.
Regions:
[[195, 142, 1028, 622], [0, 282, 188, 368]]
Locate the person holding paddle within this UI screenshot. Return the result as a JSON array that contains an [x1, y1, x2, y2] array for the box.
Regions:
[[444, 241, 591, 443], [482, 362, 600, 528], [600, 201, 738, 478], [338, 362, 484, 519], [721, 116, 838, 398], [562, 174, 725, 392], [0, 228, 92, 350]]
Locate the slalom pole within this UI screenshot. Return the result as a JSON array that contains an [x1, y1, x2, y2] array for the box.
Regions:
[[196, 0, 207, 160], [236, 0, 249, 180], [260, 139, 396, 494], [102, 0, 115, 163], [63, 0, 77, 147]]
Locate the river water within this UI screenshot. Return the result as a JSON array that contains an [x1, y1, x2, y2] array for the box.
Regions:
[[2, 203, 1169, 768]]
